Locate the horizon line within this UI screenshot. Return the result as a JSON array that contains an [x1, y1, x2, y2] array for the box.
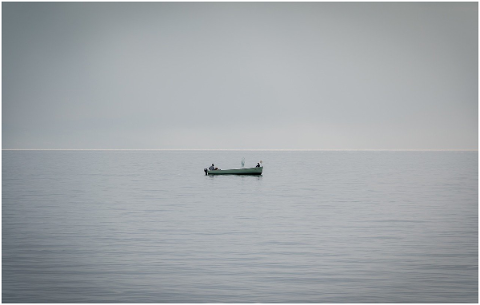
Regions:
[[2, 148, 478, 152]]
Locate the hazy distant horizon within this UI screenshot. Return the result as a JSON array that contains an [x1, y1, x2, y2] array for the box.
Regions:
[[3, 2, 477, 150], [2, 148, 477, 152]]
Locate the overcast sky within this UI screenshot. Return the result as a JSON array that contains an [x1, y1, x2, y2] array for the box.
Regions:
[[3, 2, 477, 149]]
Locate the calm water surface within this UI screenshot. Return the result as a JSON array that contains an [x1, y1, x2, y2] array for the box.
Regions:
[[2, 150, 478, 302]]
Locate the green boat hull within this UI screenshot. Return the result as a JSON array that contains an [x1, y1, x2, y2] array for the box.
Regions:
[[206, 167, 263, 175]]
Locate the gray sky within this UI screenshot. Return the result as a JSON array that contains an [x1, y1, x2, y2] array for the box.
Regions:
[[3, 2, 478, 149]]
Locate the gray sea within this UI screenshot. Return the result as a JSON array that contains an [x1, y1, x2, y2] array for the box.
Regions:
[[2, 150, 478, 303]]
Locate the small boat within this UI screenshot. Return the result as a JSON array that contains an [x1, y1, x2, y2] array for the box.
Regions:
[[204, 166, 263, 175]]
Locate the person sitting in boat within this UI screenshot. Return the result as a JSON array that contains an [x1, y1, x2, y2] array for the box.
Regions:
[[256, 163, 261, 167], [209, 164, 219, 170]]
